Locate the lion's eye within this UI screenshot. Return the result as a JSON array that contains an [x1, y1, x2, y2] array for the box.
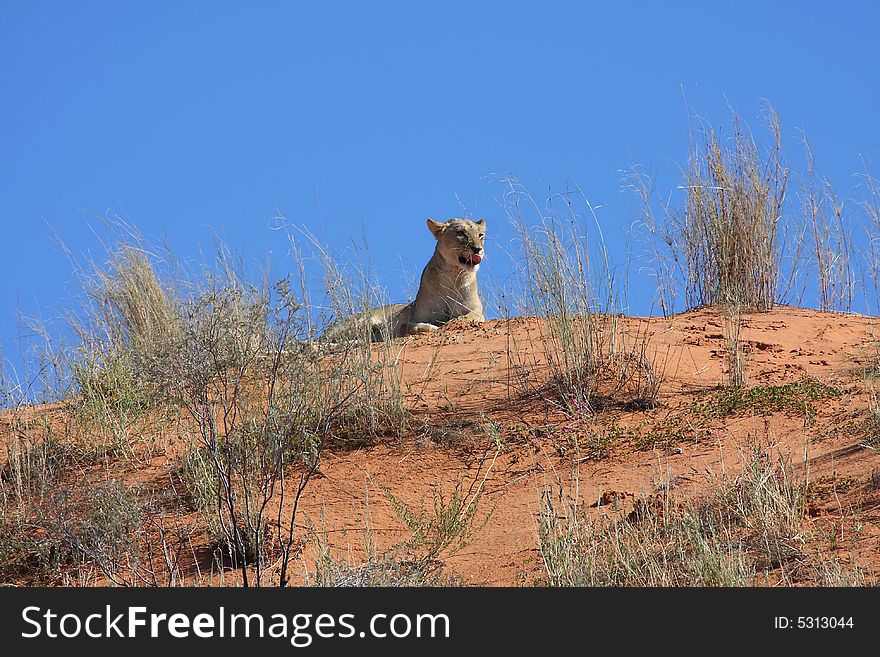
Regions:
[[478, 234, 484, 239]]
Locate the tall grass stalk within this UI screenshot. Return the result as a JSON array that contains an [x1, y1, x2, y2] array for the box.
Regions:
[[801, 136, 855, 312], [626, 164, 680, 317], [859, 168, 880, 314], [722, 300, 747, 388]]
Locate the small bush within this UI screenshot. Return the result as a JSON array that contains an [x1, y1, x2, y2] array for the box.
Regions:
[[381, 479, 492, 562], [56, 479, 142, 576], [0, 514, 73, 583], [1, 419, 75, 503], [0, 420, 79, 582], [70, 349, 150, 459]]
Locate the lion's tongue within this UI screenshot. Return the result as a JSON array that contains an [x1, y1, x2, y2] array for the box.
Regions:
[[470, 253, 482, 264]]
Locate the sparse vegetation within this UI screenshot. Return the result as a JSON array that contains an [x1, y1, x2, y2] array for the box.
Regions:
[[701, 377, 840, 420], [539, 441, 864, 586], [604, 411, 714, 452], [301, 478, 490, 587], [303, 515, 459, 587], [626, 163, 679, 316], [0, 223, 411, 586]]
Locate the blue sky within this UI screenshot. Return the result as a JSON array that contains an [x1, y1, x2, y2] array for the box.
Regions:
[[2, 1, 879, 382]]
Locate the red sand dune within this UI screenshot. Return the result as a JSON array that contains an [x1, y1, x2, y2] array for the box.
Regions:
[[2, 306, 878, 586]]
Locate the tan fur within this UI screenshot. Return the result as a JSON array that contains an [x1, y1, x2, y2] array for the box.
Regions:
[[322, 218, 486, 342]]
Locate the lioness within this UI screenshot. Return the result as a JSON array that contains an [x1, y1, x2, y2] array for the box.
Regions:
[[323, 217, 486, 342]]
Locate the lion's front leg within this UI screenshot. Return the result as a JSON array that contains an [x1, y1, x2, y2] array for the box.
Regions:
[[401, 322, 439, 335], [455, 310, 485, 322]]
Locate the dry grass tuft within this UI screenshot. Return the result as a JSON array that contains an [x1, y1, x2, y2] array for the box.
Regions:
[[503, 177, 662, 414], [677, 108, 788, 311]]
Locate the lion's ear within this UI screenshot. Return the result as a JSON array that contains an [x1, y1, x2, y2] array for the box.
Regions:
[[426, 218, 446, 239], [475, 219, 486, 229]]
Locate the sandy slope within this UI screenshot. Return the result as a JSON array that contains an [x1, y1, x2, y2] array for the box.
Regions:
[[2, 306, 879, 586], [290, 306, 880, 585]]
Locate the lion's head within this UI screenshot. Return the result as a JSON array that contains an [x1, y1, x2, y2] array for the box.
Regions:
[[426, 217, 486, 271]]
